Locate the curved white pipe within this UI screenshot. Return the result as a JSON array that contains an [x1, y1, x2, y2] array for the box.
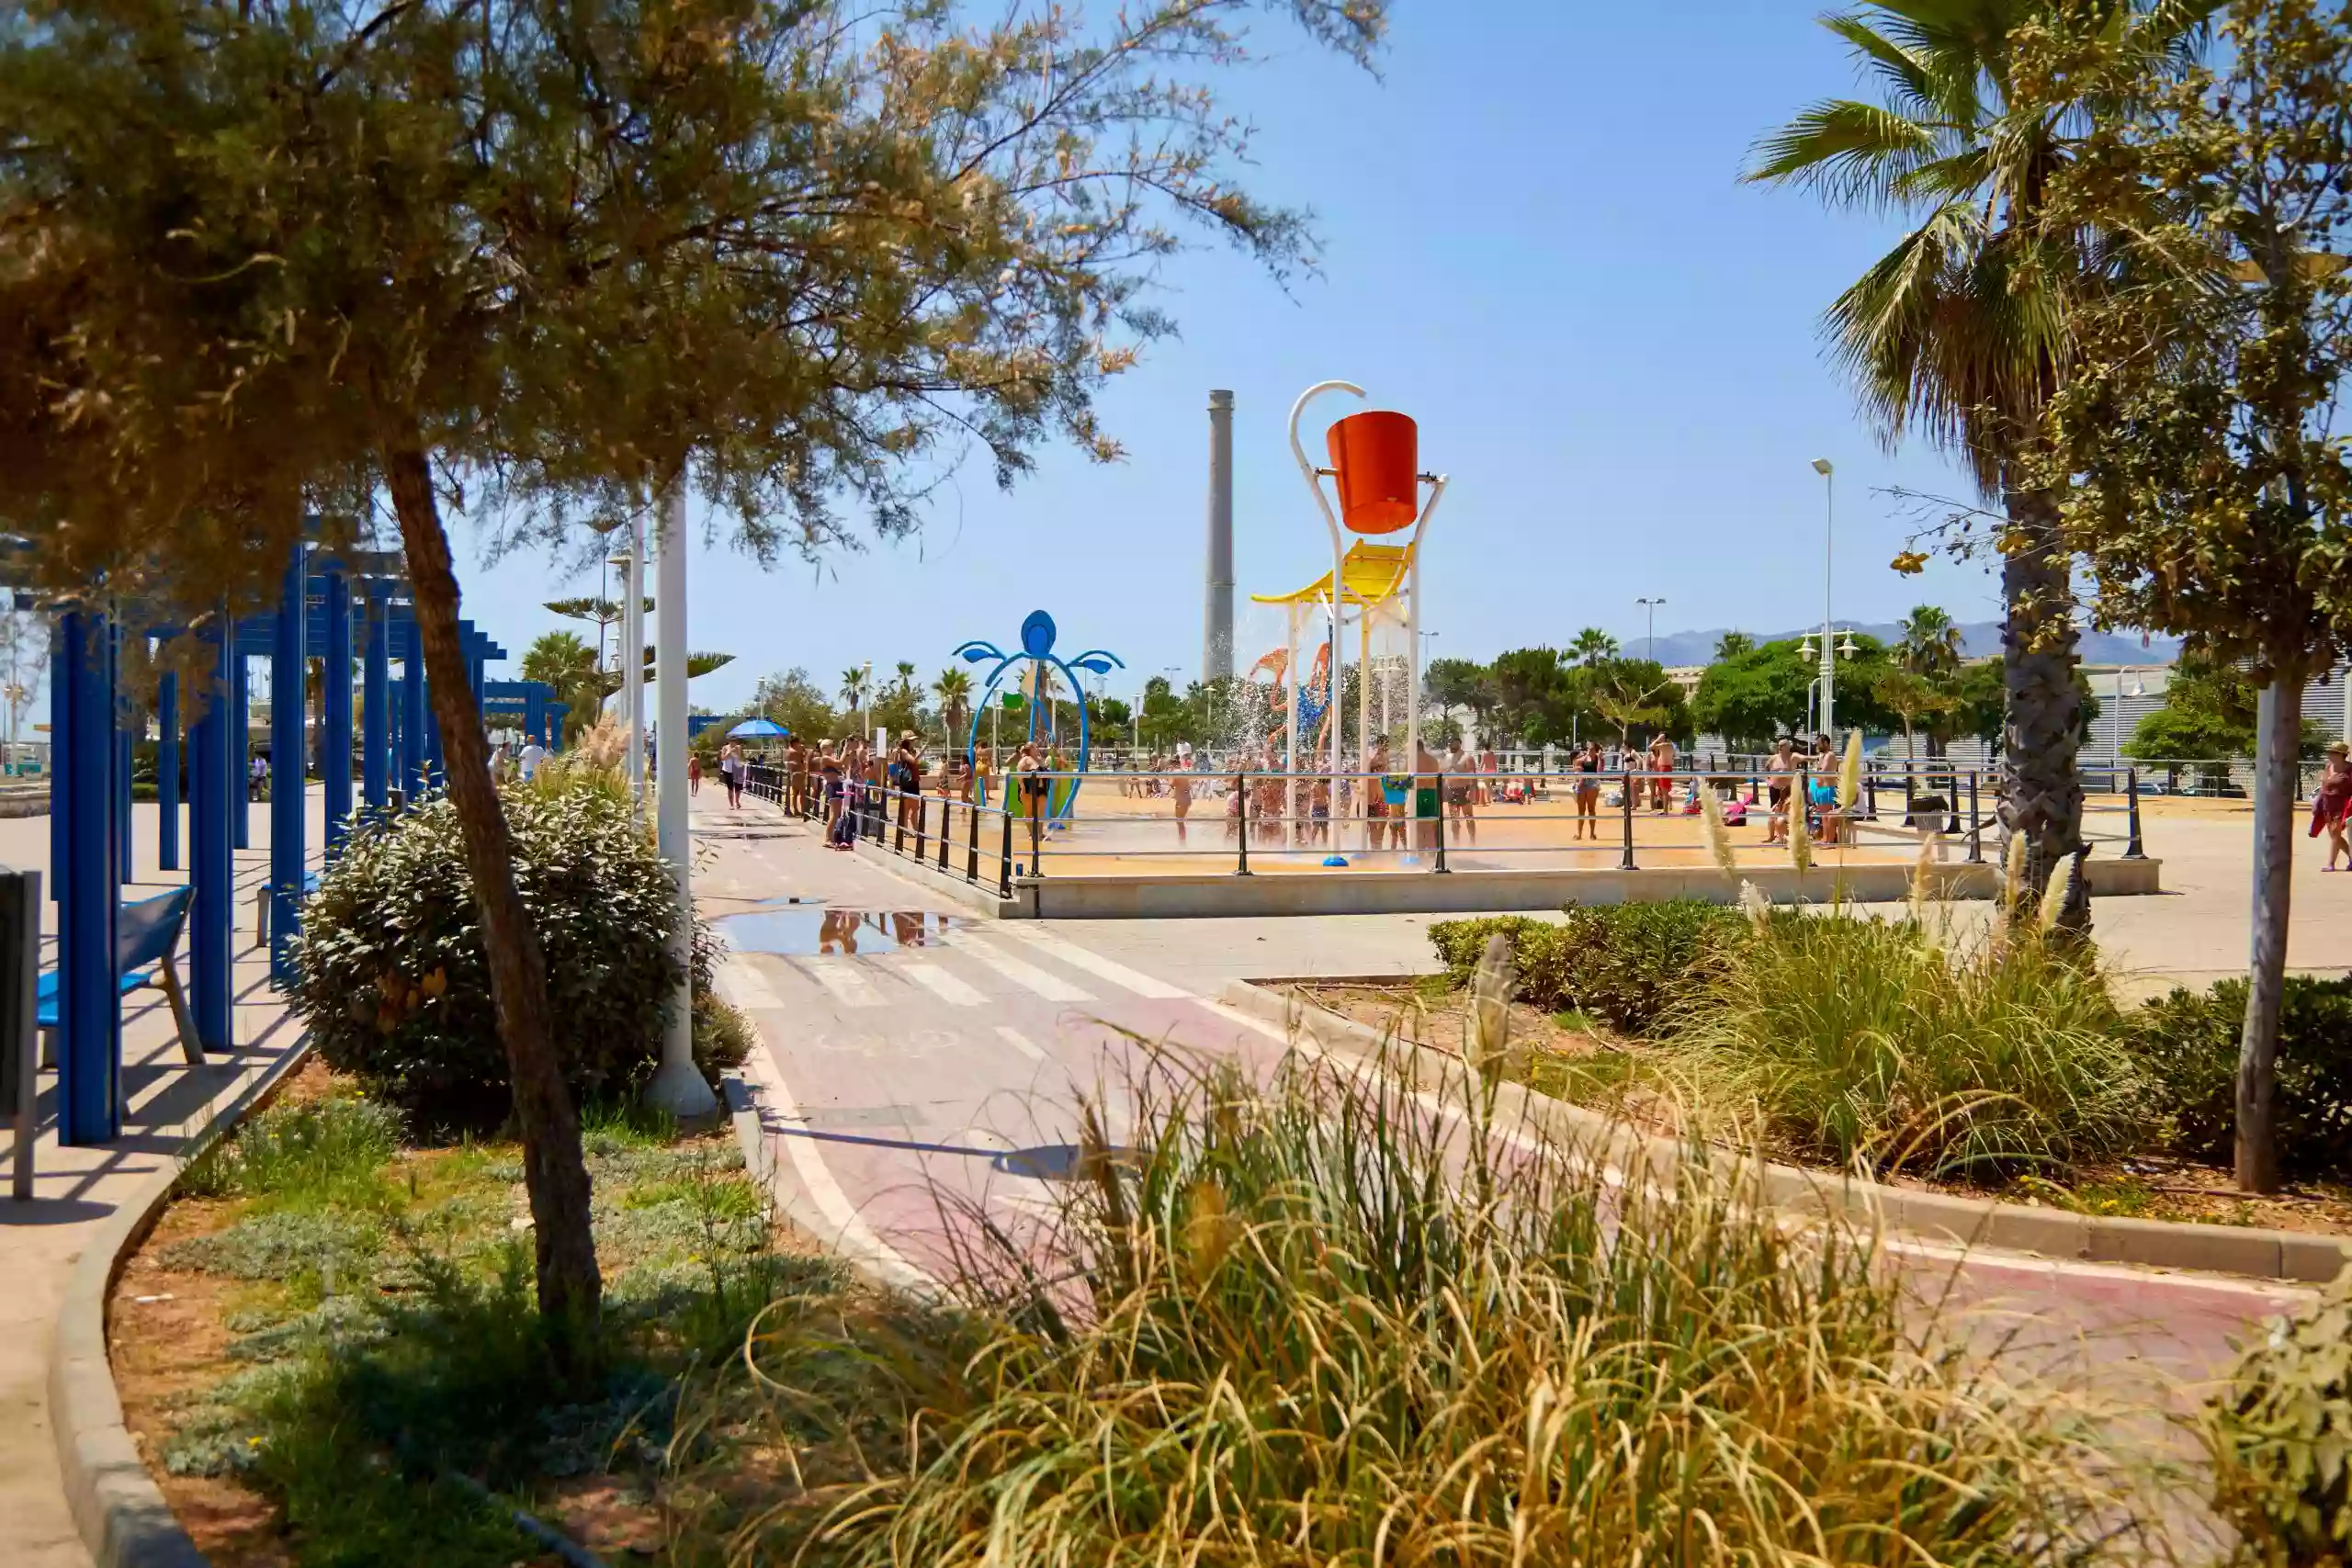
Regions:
[[1287, 379, 1364, 555]]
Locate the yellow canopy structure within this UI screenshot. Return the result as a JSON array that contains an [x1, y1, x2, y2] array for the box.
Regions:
[[1249, 540, 1413, 610]]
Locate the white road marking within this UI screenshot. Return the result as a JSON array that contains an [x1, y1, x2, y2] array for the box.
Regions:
[[800, 957, 885, 1009], [999, 925, 1191, 998], [993, 1025, 1047, 1062], [723, 959, 786, 1010], [942, 931, 1095, 1002], [899, 959, 985, 1007]]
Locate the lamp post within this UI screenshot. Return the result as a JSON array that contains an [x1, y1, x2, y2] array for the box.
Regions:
[[1636, 597, 1666, 662], [1810, 458, 1838, 739]]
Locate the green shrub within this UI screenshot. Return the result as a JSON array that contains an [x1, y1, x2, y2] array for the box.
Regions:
[[288, 769, 715, 1133], [1429, 901, 1739, 1033], [2208, 1268, 2352, 1566], [1671, 915, 2147, 1181], [673, 1048, 2149, 1565], [2127, 976, 2352, 1179], [178, 1095, 402, 1209]]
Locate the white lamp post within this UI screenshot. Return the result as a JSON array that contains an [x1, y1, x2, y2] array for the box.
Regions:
[[646, 474, 716, 1117], [1810, 458, 1837, 739], [1636, 596, 1666, 662]]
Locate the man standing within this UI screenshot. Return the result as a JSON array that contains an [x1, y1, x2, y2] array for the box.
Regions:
[[517, 736, 547, 783]]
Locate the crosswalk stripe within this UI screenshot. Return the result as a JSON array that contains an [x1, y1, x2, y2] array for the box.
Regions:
[[998, 926, 1190, 998], [800, 957, 885, 1009], [993, 1025, 1047, 1062], [899, 959, 986, 1007], [720, 957, 786, 1011], [942, 931, 1095, 1002]]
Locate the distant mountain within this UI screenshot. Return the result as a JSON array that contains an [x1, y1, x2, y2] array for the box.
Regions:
[[1635, 621, 2180, 669]]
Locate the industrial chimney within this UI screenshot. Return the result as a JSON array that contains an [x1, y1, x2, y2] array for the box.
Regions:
[[1204, 389, 1235, 684]]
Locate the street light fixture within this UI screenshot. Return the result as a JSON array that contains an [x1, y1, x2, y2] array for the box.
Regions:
[[1636, 597, 1667, 662], [1810, 458, 1838, 739]]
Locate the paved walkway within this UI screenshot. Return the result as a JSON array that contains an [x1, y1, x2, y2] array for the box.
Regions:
[[701, 790, 2316, 1448], [0, 796, 314, 1568]]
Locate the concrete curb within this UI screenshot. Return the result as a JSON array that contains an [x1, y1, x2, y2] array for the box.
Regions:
[[1220, 979, 2352, 1286], [48, 1036, 314, 1568]]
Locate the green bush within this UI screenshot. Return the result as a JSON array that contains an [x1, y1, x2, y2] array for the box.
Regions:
[[288, 770, 715, 1132], [2127, 976, 2352, 1179], [2209, 1268, 2352, 1566], [1429, 901, 1739, 1033], [179, 1095, 402, 1209], [1671, 915, 2147, 1181]]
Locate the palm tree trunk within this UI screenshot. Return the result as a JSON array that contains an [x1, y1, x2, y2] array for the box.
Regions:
[[2237, 676, 2300, 1194], [1996, 489, 2088, 934], [383, 443, 603, 1342]]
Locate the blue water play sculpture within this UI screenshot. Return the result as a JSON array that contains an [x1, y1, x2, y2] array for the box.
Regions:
[[952, 611, 1124, 821]]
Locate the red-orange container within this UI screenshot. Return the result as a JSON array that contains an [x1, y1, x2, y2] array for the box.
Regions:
[[1326, 411, 1420, 535]]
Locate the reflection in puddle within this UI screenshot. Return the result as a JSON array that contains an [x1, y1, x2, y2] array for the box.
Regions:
[[990, 1144, 1148, 1181], [719, 907, 963, 955]]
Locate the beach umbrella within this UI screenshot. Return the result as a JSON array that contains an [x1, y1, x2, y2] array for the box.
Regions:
[[728, 717, 788, 738]]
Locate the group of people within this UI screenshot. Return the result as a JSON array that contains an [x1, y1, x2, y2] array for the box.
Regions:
[[685, 739, 752, 807]]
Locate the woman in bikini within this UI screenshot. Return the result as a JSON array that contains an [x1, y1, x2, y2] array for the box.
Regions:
[[1764, 737, 1796, 846], [1571, 739, 1601, 840]]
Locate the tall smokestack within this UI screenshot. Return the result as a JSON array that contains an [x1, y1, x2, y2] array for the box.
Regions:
[[1204, 389, 1235, 684]]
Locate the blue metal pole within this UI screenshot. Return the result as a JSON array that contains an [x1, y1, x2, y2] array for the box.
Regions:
[[157, 664, 179, 873], [232, 644, 251, 849], [50, 615, 66, 906], [191, 615, 232, 1051], [60, 607, 120, 1145], [401, 625, 428, 797], [113, 622, 132, 885], [322, 565, 353, 855], [362, 585, 389, 812], [269, 547, 307, 986]]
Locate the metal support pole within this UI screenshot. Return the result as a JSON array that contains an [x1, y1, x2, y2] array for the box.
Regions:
[[1027, 800, 1043, 877], [2124, 767, 2146, 860], [363, 587, 389, 813], [1965, 771, 1984, 863], [1235, 773, 1251, 875], [192, 615, 233, 1052], [967, 797, 982, 885], [113, 624, 131, 886], [157, 667, 180, 873], [999, 809, 1013, 899], [1432, 783, 1449, 874], [269, 547, 307, 987], [59, 607, 120, 1145], [232, 643, 251, 849], [401, 626, 426, 799], [647, 474, 711, 1118], [1620, 768, 1635, 871], [323, 565, 353, 856]]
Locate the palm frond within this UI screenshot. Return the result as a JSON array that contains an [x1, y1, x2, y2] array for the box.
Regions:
[[1821, 12, 1939, 118], [1747, 99, 1940, 209]]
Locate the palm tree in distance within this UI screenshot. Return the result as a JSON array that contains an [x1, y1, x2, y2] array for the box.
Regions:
[[1713, 631, 1755, 662], [1898, 604, 1965, 679], [933, 667, 974, 747], [893, 660, 919, 700], [1747, 0, 2210, 933], [839, 667, 871, 728], [1570, 627, 1620, 668]]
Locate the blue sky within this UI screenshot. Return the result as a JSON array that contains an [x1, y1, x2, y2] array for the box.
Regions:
[[447, 1, 2017, 714]]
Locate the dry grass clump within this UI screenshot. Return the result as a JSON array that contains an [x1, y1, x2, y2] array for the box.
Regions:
[[671, 1044, 2154, 1566]]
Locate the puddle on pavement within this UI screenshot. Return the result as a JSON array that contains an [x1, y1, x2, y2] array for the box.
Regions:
[[720, 907, 964, 955], [991, 1144, 1148, 1182]]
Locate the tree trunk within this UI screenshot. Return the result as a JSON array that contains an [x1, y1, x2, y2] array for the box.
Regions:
[[2237, 677, 2300, 1194], [1996, 489, 2088, 934], [382, 445, 604, 1337]]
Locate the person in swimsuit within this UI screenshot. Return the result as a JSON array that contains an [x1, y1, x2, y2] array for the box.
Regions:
[[1764, 737, 1796, 846], [1445, 745, 1477, 844], [1170, 744, 1194, 844], [1646, 734, 1678, 813], [1571, 739, 1601, 840]]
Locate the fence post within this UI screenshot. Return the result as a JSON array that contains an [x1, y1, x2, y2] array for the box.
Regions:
[[1619, 768, 1636, 871], [967, 798, 982, 884], [937, 795, 952, 874], [2124, 767, 2146, 860], [1235, 772, 1251, 876], [1433, 784, 1449, 874], [1028, 800, 1043, 878], [893, 790, 907, 854], [1865, 766, 1879, 822], [1965, 771, 1984, 863], [999, 808, 1013, 898], [914, 791, 929, 862]]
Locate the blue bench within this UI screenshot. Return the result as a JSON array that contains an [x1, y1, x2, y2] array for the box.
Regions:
[[39, 886, 202, 1069]]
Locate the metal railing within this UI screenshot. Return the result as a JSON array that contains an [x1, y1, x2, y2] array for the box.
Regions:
[[741, 761, 2148, 882]]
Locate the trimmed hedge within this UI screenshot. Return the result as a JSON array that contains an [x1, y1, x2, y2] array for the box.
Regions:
[[2127, 975, 2352, 1180], [288, 770, 719, 1132], [1429, 902, 1741, 1034]]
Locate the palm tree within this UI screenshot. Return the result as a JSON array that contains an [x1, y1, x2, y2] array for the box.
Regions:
[[521, 630, 604, 745], [1897, 604, 1965, 679], [1713, 631, 1755, 661], [1570, 627, 1620, 668], [839, 666, 871, 728], [1747, 0, 2207, 932], [892, 660, 919, 700], [932, 667, 974, 746]]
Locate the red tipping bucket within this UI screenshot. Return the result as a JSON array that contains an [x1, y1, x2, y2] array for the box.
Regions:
[[1326, 411, 1420, 535]]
